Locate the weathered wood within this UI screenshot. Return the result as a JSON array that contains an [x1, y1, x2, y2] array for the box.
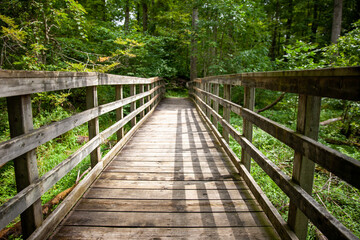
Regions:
[[0, 70, 161, 98], [146, 84, 151, 114], [223, 84, 231, 142], [191, 95, 298, 240], [194, 87, 360, 189], [63, 211, 270, 227], [241, 86, 255, 171], [0, 86, 160, 166], [6, 95, 43, 238], [196, 66, 360, 100], [53, 226, 279, 239], [86, 86, 101, 168], [92, 179, 247, 190], [27, 93, 161, 240], [76, 199, 260, 212], [288, 95, 321, 240], [0, 94, 160, 231], [212, 84, 219, 127], [100, 172, 241, 181], [192, 92, 357, 240], [115, 85, 124, 141], [139, 84, 145, 118]]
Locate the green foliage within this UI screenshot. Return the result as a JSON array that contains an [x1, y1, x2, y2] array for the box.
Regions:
[[277, 20, 360, 70]]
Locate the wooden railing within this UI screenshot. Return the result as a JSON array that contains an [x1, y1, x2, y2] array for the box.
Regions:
[[0, 70, 164, 239], [188, 66, 360, 240]]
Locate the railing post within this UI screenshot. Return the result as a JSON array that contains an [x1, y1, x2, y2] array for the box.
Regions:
[[86, 86, 101, 168], [6, 95, 43, 238], [146, 84, 151, 113], [130, 84, 137, 127], [213, 84, 219, 128], [206, 83, 211, 120], [139, 84, 145, 118], [288, 94, 321, 240], [241, 86, 255, 171], [115, 85, 124, 141], [223, 84, 231, 142]]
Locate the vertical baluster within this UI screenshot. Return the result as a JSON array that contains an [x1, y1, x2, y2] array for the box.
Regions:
[[241, 86, 255, 171], [115, 85, 124, 141], [139, 84, 145, 118], [130, 84, 137, 127], [86, 86, 101, 167], [288, 95, 321, 240], [223, 84, 231, 142], [213, 84, 219, 129], [7, 95, 43, 238]]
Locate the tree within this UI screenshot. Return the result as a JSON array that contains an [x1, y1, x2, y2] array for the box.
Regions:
[[331, 0, 343, 43], [190, 7, 198, 81]]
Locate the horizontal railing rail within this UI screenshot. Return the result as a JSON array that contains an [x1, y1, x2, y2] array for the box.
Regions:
[[0, 70, 165, 239], [188, 66, 360, 240]]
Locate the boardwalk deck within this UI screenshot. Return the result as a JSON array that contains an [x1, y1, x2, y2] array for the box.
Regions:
[[51, 98, 279, 239]]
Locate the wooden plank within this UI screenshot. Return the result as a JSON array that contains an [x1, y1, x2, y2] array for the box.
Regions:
[[0, 86, 161, 166], [194, 87, 360, 189], [86, 86, 101, 168], [115, 85, 124, 141], [28, 95, 161, 240], [197, 66, 360, 100], [64, 211, 270, 227], [75, 199, 261, 212], [105, 152, 228, 158], [241, 86, 255, 171], [0, 70, 161, 98], [288, 95, 321, 240], [108, 160, 231, 168], [191, 97, 297, 240], [100, 172, 242, 181], [92, 179, 247, 190], [84, 188, 254, 200], [104, 166, 234, 175], [6, 95, 43, 238], [113, 156, 229, 162], [51, 226, 279, 239]]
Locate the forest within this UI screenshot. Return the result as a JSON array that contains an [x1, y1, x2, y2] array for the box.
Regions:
[[0, 0, 360, 239]]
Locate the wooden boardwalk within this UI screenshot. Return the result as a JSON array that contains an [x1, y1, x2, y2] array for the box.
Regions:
[[51, 98, 278, 239]]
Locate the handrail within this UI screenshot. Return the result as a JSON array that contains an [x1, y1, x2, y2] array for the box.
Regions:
[[0, 70, 165, 238], [196, 66, 360, 100], [188, 66, 360, 240], [0, 70, 160, 98]]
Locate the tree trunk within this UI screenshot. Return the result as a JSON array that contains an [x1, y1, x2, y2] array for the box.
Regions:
[[285, 0, 293, 45], [270, 0, 279, 60], [142, 1, 148, 32], [102, 0, 106, 21], [310, 2, 319, 43], [331, 0, 343, 43], [190, 8, 198, 81], [124, 0, 130, 33]]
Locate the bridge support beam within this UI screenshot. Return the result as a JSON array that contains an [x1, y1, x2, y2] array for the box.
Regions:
[[241, 86, 255, 171], [7, 95, 43, 238], [288, 94, 321, 240], [86, 86, 101, 168]]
